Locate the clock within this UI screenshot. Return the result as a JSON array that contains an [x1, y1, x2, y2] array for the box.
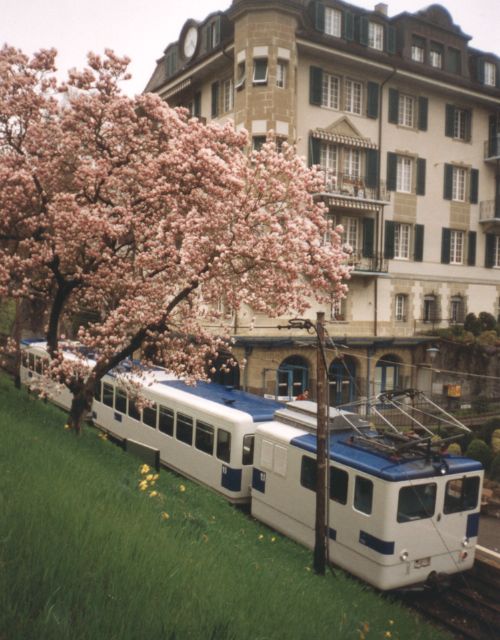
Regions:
[[183, 26, 199, 59]]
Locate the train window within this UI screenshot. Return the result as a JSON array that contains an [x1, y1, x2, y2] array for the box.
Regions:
[[176, 413, 193, 445], [42, 358, 49, 373], [102, 383, 114, 407], [242, 435, 254, 466], [444, 476, 480, 514], [128, 397, 141, 421], [35, 357, 43, 374], [330, 466, 348, 504], [159, 405, 174, 436], [300, 456, 316, 492], [195, 421, 214, 455], [397, 483, 436, 522], [216, 429, 231, 463], [94, 381, 102, 402], [28, 352, 35, 370], [354, 477, 373, 515], [21, 351, 28, 368], [143, 403, 158, 429], [115, 388, 127, 413]]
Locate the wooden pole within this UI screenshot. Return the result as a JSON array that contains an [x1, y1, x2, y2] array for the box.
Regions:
[[313, 311, 327, 575]]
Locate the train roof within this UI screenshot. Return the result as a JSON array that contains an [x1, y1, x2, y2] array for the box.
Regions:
[[290, 431, 483, 481]]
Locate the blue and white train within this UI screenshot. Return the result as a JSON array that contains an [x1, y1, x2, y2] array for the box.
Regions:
[[20, 340, 484, 590]]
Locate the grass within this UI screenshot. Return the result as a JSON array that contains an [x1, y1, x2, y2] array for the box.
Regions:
[[0, 373, 451, 640]]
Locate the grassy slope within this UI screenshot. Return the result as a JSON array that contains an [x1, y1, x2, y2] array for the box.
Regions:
[[0, 374, 450, 640]]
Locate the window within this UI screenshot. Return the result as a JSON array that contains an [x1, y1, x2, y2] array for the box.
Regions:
[[411, 36, 425, 62], [222, 78, 233, 112], [450, 230, 464, 264], [242, 434, 254, 465], [343, 148, 360, 179], [494, 236, 500, 268], [429, 43, 443, 68], [450, 296, 465, 324], [396, 156, 412, 193], [320, 143, 338, 181], [484, 61, 496, 86], [276, 60, 287, 88], [322, 72, 340, 109], [394, 223, 410, 259], [397, 483, 436, 522], [253, 59, 268, 85], [325, 7, 342, 37], [195, 420, 214, 455], [342, 217, 358, 254], [128, 398, 140, 421], [444, 477, 480, 514], [398, 94, 414, 128], [115, 388, 127, 414], [94, 380, 102, 402], [330, 466, 348, 504], [453, 108, 469, 140], [354, 476, 373, 514], [176, 413, 193, 445], [235, 61, 245, 90], [216, 428, 231, 463], [159, 405, 174, 436], [252, 136, 266, 151], [331, 296, 346, 321], [423, 295, 437, 322], [102, 383, 114, 407], [300, 456, 316, 491], [447, 47, 461, 74], [28, 352, 35, 370], [143, 403, 157, 429], [345, 79, 362, 115], [395, 294, 407, 322], [210, 21, 219, 49], [35, 357, 43, 374], [368, 22, 384, 51], [452, 167, 466, 202]]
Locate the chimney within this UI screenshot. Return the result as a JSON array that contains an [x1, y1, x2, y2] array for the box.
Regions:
[[375, 3, 388, 15]]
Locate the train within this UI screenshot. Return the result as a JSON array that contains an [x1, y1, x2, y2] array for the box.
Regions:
[[20, 339, 484, 591]]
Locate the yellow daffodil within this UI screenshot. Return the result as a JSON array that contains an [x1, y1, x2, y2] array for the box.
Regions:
[[64, 424, 71, 430], [271, 536, 276, 543], [153, 474, 159, 481], [138, 480, 148, 491], [258, 534, 264, 540], [384, 632, 392, 639], [388, 620, 394, 626], [149, 490, 159, 498], [161, 512, 170, 520], [179, 484, 186, 493], [140, 464, 150, 475], [146, 474, 154, 481]]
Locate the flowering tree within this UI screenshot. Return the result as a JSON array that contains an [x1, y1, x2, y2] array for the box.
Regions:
[[0, 45, 350, 432]]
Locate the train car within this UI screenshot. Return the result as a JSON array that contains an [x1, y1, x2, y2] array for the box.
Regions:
[[251, 399, 484, 590], [20, 340, 282, 503]]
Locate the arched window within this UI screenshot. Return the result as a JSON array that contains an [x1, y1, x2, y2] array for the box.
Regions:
[[329, 356, 357, 406], [277, 356, 309, 399], [374, 354, 401, 396]]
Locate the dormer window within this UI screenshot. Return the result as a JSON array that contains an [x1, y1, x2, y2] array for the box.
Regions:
[[253, 59, 268, 85], [485, 61, 497, 86], [411, 36, 425, 63], [429, 42, 443, 69], [368, 22, 384, 51], [325, 7, 342, 37]]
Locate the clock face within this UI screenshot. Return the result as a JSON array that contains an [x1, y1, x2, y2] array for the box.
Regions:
[[183, 26, 198, 59]]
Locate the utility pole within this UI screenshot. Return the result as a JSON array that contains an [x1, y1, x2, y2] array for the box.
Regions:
[[314, 311, 327, 575]]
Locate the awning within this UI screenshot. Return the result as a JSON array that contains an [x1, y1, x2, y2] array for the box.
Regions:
[[161, 79, 192, 100], [323, 196, 381, 211], [311, 129, 378, 149]]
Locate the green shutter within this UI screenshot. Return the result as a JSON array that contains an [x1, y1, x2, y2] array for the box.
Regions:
[[314, 1, 325, 32], [470, 168, 479, 204], [194, 91, 201, 118], [384, 221, 395, 259], [467, 231, 477, 266], [465, 110, 472, 141], [443, 164, 453, 200], [441, 228, 451, 264], [309, 136, 321, 167], [309, 66, 323, 106], [477, 58, 485, 84], [202, 25, 210, 52], [344, 11, 354, 41], [386, 152, 397, 191], [214, 17, 221, 46], [388, 88, 399, 124], [416, 158, 426, 196], [211, 81, 219, 117], [366, 82, 379, 119], [365, 149, 379, 189], [418, 97, 428, 131], [386, 26, 396, 54], [445, 104, 455, 137], [485, 233, 496, 268], [359, 16, 369, 45], [362, 218, 375, 258], [414, 224, 424, 262]]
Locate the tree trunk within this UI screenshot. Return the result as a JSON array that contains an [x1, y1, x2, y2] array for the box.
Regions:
[[68, 381, 95, 435]]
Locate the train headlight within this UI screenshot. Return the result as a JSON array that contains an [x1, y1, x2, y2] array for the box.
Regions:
[[399, 549, 409, 561], [461, 537, 470, 548]]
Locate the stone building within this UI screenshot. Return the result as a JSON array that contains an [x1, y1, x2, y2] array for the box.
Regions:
[[145, 0, 500, 403]]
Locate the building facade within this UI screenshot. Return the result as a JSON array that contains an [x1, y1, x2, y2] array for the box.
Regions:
[[145, 0, 500, 403]]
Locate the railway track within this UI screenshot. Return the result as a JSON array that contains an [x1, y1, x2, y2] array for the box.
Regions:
[[399, 546, 500, 640]]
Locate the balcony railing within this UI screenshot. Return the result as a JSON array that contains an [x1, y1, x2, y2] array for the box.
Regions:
[[484, 134, 500, 160], [320, 171, 390, 203], [348, 252, 389, 274], [480, 199, 500, 221]]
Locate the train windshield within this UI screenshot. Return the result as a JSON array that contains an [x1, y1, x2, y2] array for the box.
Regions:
[[397, 483, 436, 523], [443, 476, 480, 514]]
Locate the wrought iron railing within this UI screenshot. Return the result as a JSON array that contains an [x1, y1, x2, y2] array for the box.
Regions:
[[321, 171, 390, 202], [479, 199, 500, 220], [484, 134, 500, 160]]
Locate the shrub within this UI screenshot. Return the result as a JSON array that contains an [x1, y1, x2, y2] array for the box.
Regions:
[[446, 442, 462, 456], [478, 311, 496, 333], [490, 454, 500, 482], [491, 429, 500, 454], [477, 419, 500, 446], [466, 439, 493, 471], [464, 313, 480, 336]]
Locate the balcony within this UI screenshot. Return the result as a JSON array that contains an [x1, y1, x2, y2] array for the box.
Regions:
[[484, 134, 500, 161], [479, 199, 500, 232], [319, 171, 390, 210], [348, 252, 389, 276]]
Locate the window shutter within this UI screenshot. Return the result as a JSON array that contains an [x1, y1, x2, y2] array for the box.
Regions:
[[416, 158, 426, 196], [362, 218, 375, 258], [366, 82, 379, 118], [365, 149, 379, 188], [309, 66, 323, 106], [414, 224, 424, 262], [314, 1, 325, 32], [443, 163, 453, 200], [477, 58, 485, 84], [465, 110, 472, 141], [386, 152, 397, 191], [194, 91, 202, 118], [418, 96, 428, 131], [386, 26, 396, 54], [214, 17, 221, 46], [211, 81, 219, 117], [384, 220, 395, 259], [359, 16, 369, 45], [445, 104, 455, 137], [485, 233, 496, 268], [388, 88, 399, 124], [344, 11, 354, 41], [470, 168, 479, 204], [309, 136, 321, 167], [202, 25, 210, 52], [441, 228, 451, 264], [467, 231, 477, 266]]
